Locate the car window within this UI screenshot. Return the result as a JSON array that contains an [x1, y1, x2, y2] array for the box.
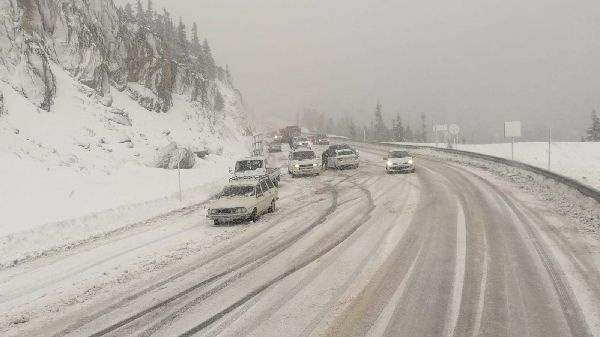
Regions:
[[221, 185, 255, 197], [256, 184, 263, 195], [390, 151, 410, 158], [337, 150, 354, 156], [293, 151, 315, 160], [235, 160, 264, 172], [260, 181, 269, 192], [266, 179, 275, 189]]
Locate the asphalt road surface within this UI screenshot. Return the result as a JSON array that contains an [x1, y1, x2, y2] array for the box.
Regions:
[[2, 144, 600, 337]]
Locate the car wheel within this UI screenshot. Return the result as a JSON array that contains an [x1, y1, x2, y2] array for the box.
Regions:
[[250, 208, 259, 222], [213, 219, 220, 225], [269, 199, 276, 213]]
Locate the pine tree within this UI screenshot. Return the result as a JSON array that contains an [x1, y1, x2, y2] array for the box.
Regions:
[[135, 0, 144, 24], [405, 124, 413, 142], [190, 22, 202, 56], [392, 112, 404, 141], [176, 17, 188, 60], [214, 90, 225, 111], [124, 3, 134, 21], [348, 119, 357, 139], [420, 112, 427, 142], [145, 0, 154, 28], [373, 101, 388, 141], [586, 109, 600, 141], [203, 39, 217, 80]]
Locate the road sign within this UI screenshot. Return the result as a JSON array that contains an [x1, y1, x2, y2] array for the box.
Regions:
[[433, 124, 448, 132], [448, 124, 460, 136], [504, 121, 521, 138]]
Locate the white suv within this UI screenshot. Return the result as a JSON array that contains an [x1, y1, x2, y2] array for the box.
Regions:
[[288, 149, 320, 177], [207, 177, 278, 225]]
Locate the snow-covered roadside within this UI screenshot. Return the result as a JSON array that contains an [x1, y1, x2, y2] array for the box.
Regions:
[[0, 64, 250, 268], [384, 142, 600, 190]]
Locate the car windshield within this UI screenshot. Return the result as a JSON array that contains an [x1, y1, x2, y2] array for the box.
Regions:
[[221, 185, 255, 197], [390, 151, 410, 158], [293, 151, 315, 160], [296, 138, 308, 142], [235, 160, 263, 171], [337, 150, 354, 156]]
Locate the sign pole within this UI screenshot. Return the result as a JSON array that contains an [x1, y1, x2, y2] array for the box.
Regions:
[[511, 137, 514, 160], [548, 127, 552, 170]]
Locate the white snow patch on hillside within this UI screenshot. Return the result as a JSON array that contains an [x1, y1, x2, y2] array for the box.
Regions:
[[385, 142, 600, 190], [0, 65, 250, 267]]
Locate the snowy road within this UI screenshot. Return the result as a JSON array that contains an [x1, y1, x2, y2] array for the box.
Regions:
[[2, 145, 600, 337]]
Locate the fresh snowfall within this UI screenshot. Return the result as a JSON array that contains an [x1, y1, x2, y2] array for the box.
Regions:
[[0, 0, 251, 267]]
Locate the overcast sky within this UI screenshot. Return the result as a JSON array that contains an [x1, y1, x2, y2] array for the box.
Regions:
[[117, 0, 600, 141]]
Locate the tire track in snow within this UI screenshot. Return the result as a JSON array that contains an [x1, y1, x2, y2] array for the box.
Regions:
[[174, 176, 377, 337]]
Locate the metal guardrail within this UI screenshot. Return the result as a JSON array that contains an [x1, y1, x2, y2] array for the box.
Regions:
[[355, 141, 600, 204]]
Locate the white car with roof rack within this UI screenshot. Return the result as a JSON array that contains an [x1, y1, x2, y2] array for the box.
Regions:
[[288, 148, 320, 177], [207, 176, 278, 225]]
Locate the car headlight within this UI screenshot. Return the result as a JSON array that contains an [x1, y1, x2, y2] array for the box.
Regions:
[[387, 160, 393, 166], [294, 164, 299, 168], [313, 163, 318, 167], [235, 207, 247, 213], [408, 159, 413, 165]]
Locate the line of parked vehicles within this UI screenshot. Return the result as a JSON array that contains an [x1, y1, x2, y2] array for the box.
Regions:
[[206, 129, 415, 225]]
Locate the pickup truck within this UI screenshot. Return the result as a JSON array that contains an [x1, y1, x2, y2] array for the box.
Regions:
[[232, 156, 281, 185]]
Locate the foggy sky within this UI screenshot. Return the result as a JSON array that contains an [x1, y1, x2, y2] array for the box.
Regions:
[[117, 0, 600, 141]]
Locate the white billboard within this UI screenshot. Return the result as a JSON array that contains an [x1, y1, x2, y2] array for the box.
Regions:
[[504, 121, 521, 138]]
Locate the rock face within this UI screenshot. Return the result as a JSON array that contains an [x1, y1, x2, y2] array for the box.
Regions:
[[0, 0, 238, 116], [154, 142, 196, 169]]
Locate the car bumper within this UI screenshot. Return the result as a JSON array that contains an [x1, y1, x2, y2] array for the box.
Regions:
[[206, 212, 251, 222], [387, 165, 414, 172], [334, 160, 358, 168], [291, 167, 320, 175]]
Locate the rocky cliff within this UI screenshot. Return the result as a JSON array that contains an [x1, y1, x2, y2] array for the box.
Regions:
[[0, 0, 241, 119]]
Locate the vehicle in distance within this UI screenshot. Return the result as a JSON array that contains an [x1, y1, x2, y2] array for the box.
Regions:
[[267, 141, 282, 152], [232, 156, 281, 185], [292, 136, 311, 149], [207, 176, 278, 225], [327, 148, 359, 169], [288, 149, 320, 177], [384, 149, 415, 173], [314, 134, 330, 145], [280, 125, 301, 144]]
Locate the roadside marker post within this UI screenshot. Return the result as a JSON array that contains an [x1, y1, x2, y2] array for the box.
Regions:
[[548, 127, 552, 170], [177, 149, 182, 202]]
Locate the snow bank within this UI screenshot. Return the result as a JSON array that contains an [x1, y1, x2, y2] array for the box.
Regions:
[[0, 65, 250, 267], [385, 142, 600, 190]]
